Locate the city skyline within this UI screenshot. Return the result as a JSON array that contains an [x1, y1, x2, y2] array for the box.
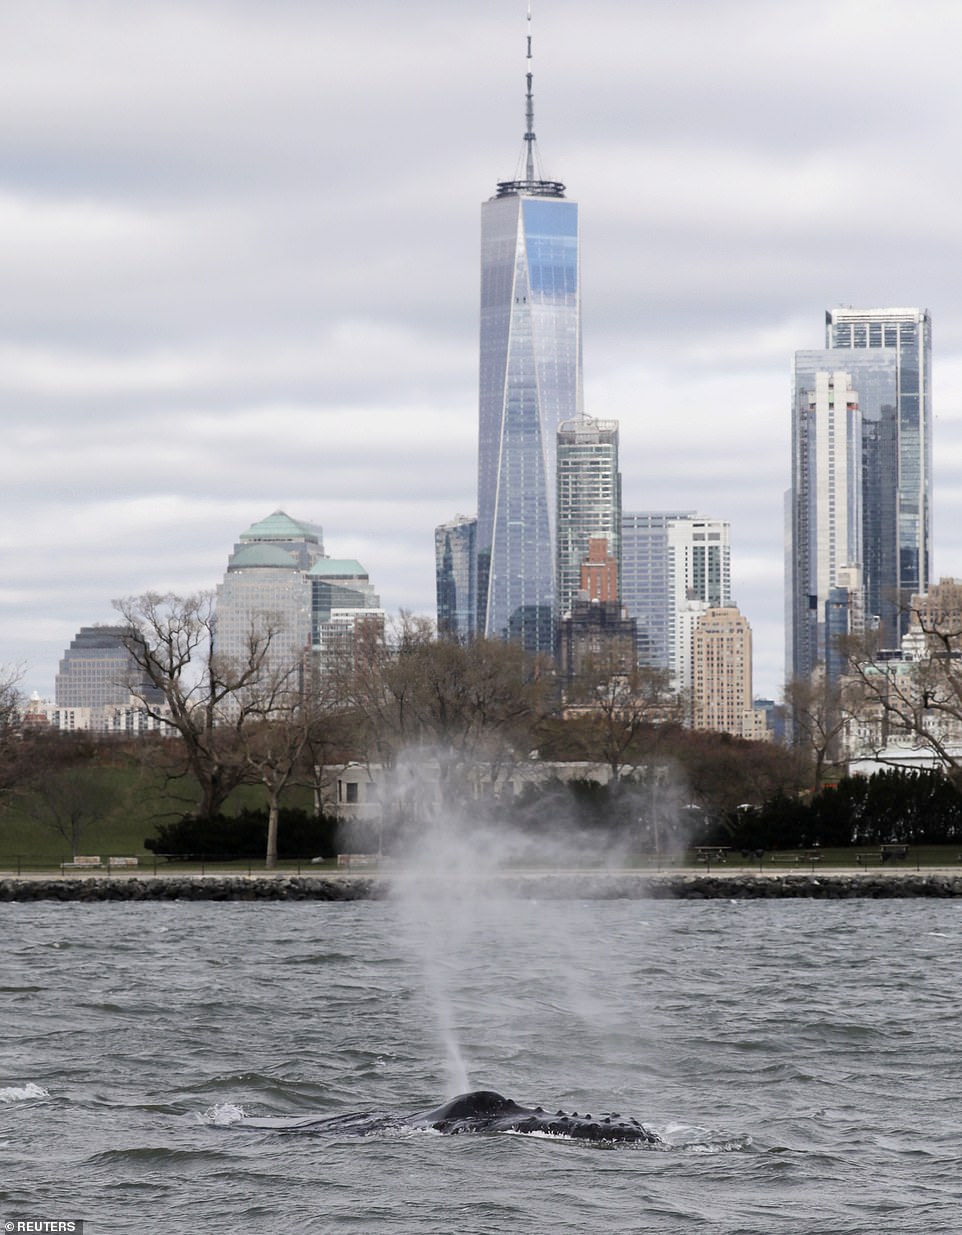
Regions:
[[5, 2, 962, 700]]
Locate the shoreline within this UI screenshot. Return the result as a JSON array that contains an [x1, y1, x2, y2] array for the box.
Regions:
[[3, 869, 962, 900]]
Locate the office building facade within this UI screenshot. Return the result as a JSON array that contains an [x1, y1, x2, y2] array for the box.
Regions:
[[476, 17, 583, 655], [55, 625, 162, 709], [691, 605, 767, 740], [788, 367, 864, 681], [579, 537, 620, 605], [435, 515, 477, 641], [826, 307, 932, 641], [619, 513, 731, 692], [309, 558, 382, 671], [214, 511, 324, 683], [788, 307, 931, 684], [620, 511, 696, 669], [215, 511, 381, 687], [558, 597, 638, 689], [555, 417, 620, 621], [215, 546, 312, 687], [667, 517, 732, 693]]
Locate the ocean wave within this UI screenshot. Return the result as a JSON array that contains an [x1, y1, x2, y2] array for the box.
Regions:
[[0, 1082, 49, 1102], [199, 1102, 247, 1125]]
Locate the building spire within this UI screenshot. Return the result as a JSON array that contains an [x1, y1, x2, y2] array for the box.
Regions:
[[524, 5, 536, 182], [496, 2, 565, 199]]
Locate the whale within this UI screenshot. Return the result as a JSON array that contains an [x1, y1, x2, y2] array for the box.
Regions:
[[413, 1090, 661, 1144], [234, 1089, 661, 1145]]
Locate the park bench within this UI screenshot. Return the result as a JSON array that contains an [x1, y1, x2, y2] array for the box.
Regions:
[[336, 854, 379, 869], [694, 846, 728, 864], [857, 847, 910, 867], [107, 857, 139, 869], [61, 856, 102, 871]]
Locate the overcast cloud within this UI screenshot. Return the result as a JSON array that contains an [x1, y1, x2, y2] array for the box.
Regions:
[[3, 0, 962, 700]]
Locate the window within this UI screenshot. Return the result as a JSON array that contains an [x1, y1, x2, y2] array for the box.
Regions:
[[338, 780, 360, 804]]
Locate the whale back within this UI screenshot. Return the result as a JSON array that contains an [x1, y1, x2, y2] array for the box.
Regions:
[[424, 1090, 523, 1125], [237, 1088, 661, 1145], [419, 1089, 660, 1143]]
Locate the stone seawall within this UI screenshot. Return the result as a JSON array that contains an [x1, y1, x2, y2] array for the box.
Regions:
[[3, 871, 962, 901], [0, 876, 385, 902]]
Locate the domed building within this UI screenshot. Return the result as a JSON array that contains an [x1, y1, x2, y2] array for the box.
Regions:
[[213, 512, 322, 685], [214, 511, 383, 686]]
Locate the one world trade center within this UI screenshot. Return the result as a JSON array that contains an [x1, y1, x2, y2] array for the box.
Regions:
[[475, 13, 583, 656]]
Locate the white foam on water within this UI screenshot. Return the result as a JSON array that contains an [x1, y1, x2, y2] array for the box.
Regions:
[[199, 1102, 247, 1125], [0, 1082, 48, 1103], [661, 1121, 753, 1153]]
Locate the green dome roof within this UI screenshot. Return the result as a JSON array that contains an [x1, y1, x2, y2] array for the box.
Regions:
[[228, 544, 299, 570], [307, 558, 368, 578], [239, 510, 322, 544]]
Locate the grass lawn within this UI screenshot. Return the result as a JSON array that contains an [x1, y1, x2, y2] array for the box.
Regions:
[[3, 760, 962, 875], [676, 844, 962, 871], [0, 759, 315, 869]]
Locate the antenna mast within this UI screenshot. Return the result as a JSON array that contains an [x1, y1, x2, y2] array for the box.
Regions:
[[524, 5, 536, 182], [495, 2, 565, 198]]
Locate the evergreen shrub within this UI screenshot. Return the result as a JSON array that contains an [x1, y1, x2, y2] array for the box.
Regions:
[[146, 807, 341, 861]]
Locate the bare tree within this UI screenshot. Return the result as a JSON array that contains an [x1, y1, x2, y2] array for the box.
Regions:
[[560, 658, 683, 785], [0, 663, 24, 804], [783, 669, 858, 791], [22, 766, 123, 857], [114, 592, 300, 821], [334, 614, 547, 808], [238, 668, 345, 867], [843, 589, 962, 779]]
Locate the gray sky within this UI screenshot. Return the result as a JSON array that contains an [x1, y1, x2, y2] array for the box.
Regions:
[[4, 0, 962, 701]]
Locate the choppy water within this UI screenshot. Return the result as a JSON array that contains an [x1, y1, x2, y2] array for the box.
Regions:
[[2, 892, 961, 1233]]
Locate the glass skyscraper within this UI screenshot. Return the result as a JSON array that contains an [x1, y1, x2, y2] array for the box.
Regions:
[[475, 17, 583, 656], [555, 418, 620, 621], [788, 307, 931, 683], [620, 512, 695, 669], [620, 511, 731, 685], [434, 515, 477, 641], [788, 364, 866, 681], [825, 307, 931, 636]]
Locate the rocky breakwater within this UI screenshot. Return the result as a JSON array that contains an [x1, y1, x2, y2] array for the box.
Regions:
[[3, 871, 962, 901], [0, 875, 388, 902], [498, 871, 962, 899], [646, 872, 962, 899]]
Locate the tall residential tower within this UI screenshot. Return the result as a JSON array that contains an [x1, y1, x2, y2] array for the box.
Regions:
[[788, 307, 931, 683], [620, 512, 731, 690], [556, 417, 621, 621], [476, 12, 583, 655], [788, 366, 864, 681], [435, 516, 478, 641], [825, 307, 931, 638]]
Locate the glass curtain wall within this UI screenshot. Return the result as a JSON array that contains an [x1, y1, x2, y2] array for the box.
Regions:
[[476, 192, 582, 655]]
